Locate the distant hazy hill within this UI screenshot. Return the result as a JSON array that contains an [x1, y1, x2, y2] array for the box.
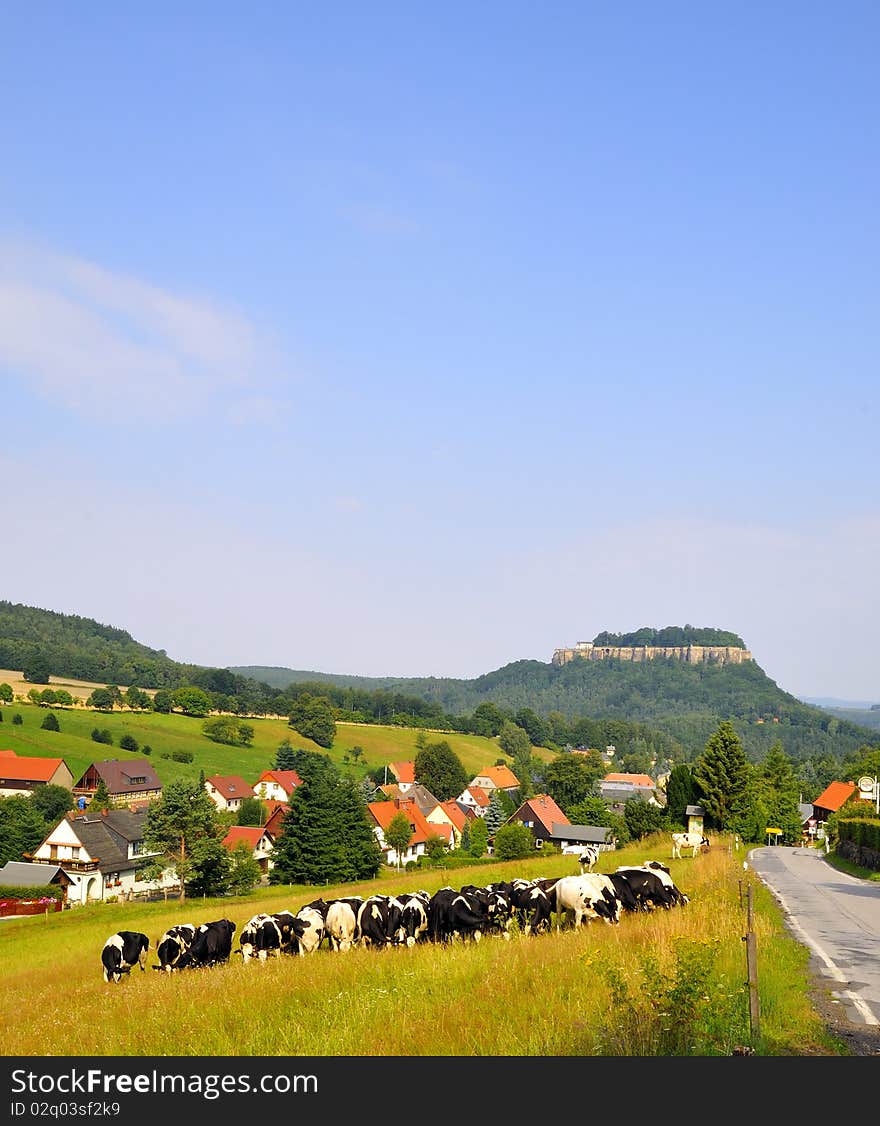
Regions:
[[232, 654, 879, 763]]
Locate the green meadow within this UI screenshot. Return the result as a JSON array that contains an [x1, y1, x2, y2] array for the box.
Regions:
[[0, 702, 537, 789], [0, 838, 847, 1057]]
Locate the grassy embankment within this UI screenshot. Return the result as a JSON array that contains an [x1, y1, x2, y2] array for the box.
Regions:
[[0, 836, 847, 1057]]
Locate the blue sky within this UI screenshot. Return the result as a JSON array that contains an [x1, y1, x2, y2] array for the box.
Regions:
[[1, 3, 878, 700]]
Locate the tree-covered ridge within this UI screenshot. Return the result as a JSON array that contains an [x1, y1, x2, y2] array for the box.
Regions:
[[592, 625, 747, 649]]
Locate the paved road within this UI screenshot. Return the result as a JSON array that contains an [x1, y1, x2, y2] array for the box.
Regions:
[[747, 845, 880, 1026]]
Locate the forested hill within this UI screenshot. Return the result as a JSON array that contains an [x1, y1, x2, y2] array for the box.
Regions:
[[232, 656, 878, 764], [2, 601, 876, 764], [591, 625, 747, 648]]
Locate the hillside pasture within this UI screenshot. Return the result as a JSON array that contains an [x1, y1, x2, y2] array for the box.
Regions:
[[0, 702, 535, 789], [0, 840, 844, 1057]]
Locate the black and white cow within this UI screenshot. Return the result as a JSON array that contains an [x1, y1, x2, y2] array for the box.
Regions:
[[357, 895, 405, 949], [101, 931, 149, 983], [508, 880, 553, 935], [292, 901, 328, 955], [397, 891, 430, 946], [237, 914, 273, 963], [553, 875, 619, 928], [671, 831, 710, 859], [613, 866, 681, 910], [429, 887, 491, 943], [153, 923, 197, 972], [175, 918, 236, 969], [325, 897, 362, 952], [578, 845, 600, 873], [252, 911, 306, 960]]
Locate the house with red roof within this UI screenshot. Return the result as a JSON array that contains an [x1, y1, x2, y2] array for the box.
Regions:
[[0, 749, 73, 798], [253, 769, 303, 803], [469, 764, 520, 795], [263, 802, 289, 839], [367, 796, 446, 867], [204, 774, 255, 813], [426, 800, 469, 848], [387, 761, 416, 791], [456, 785, 491, 817], [811, 780, 858, 824], [505, 793, 570, 849], [221, 825, 275, 874]]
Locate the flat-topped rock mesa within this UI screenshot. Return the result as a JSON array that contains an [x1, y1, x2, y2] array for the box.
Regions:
[[551, 641, 753, 667]]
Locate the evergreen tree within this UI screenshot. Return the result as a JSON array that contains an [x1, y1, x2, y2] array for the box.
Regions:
[[274, 738, 298, 772], [40, 711, 60, 731], [269, 769, 381, 885], [0, 795, 49, 865], [692, 720, 754, 832], [665, 763, 697, 826], [484, 791, 507, 836]]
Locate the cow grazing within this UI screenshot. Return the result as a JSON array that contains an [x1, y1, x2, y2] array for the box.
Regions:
[[614, 866, 681, 910], [154, 924, 196, 972], [176, 919, 236, 969], [325, 898, 361, 952], [292, 903, 327, 955], [428, 887, 489, 943], [397, 892, 430, 946], [509, 881, 553, 935], [245, 911, 306, 961], [553, 875, 619, 928], [357, 895, 405, 949], [102, 931, 149, 983], [238, 914, 273, 963], [578, 845, 600, 873], [672, 832, 710, 859]]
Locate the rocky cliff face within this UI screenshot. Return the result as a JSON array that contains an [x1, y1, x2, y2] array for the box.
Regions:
[[551, 642, 752, 667]]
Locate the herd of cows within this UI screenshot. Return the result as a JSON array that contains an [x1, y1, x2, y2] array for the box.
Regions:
[[100, 850, 694, 983]]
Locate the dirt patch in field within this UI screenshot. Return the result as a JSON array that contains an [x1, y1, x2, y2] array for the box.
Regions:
[[0, 669, 155, 702]]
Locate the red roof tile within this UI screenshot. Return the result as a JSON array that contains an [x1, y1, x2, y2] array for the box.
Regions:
[[516, 793, 570, 834], [603, 773, 655, 787], [255, 769, 303, 796], [473, 765, 520, 789], [222, 826, 272, 851], [812, 780, 857, 813], [0, 750, 69, 783], [389, 761, 416, 784]]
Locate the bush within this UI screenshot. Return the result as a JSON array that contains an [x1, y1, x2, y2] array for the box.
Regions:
[[40, 712, 60, 731], [493, 822, 534, 860], [142, 745, 152, 756], [91, 728, 113, 745], [119, 734, 139, 752], [171, 750, 194, 763], [12, 713, 23, 725]]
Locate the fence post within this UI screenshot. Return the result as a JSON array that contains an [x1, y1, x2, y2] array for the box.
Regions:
[[742, 883, 760, 1043]]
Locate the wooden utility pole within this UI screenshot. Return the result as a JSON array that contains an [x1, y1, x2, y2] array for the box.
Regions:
[[743, 882, 760, 1041]]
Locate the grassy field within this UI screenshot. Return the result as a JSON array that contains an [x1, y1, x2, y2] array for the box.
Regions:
[[0, 835, 847, 1057], [0, 699, 536, 790]]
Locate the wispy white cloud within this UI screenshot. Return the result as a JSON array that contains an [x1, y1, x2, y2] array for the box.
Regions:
[[0, 240, 288, 421]]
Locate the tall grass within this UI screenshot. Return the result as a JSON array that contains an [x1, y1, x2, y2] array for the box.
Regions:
[[0, 836, 845, 1056]]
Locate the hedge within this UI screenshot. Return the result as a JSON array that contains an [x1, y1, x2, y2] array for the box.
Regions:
[[836, 818, 880, 872], [0, 884, 65, 901]]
